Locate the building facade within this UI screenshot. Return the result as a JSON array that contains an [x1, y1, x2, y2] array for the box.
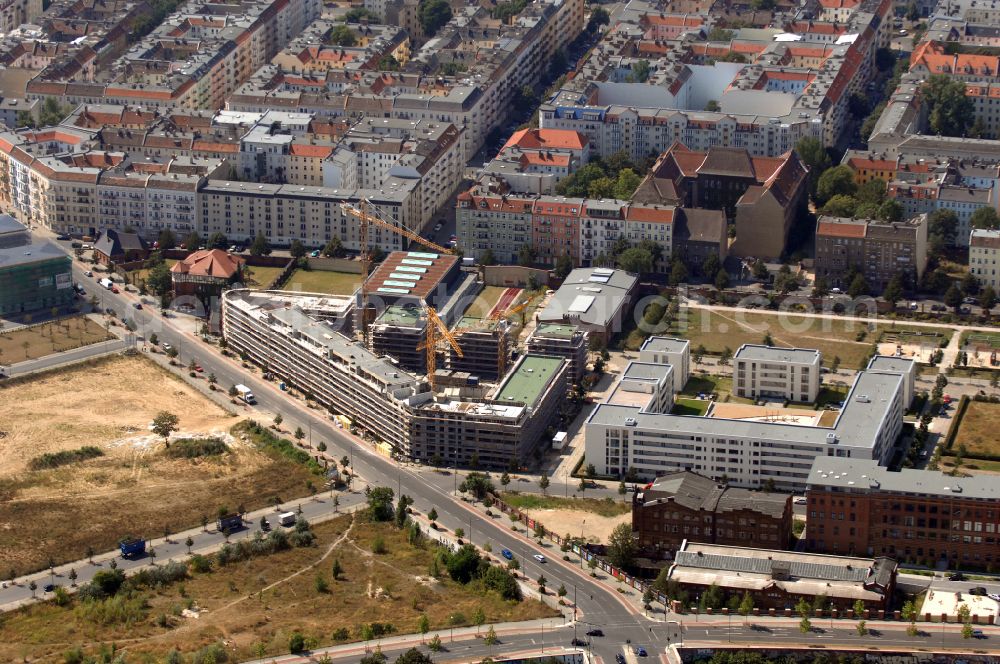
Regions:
[[814, 215, 928, 291], [733, 345, 822, 403], [0, 215, 74, 316], [970, 228, 1000, 291], [805, 457, 1000, 569]]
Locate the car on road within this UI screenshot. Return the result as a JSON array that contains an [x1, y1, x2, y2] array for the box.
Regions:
[[949, 572, 966, 581], [194, 365, 204, 372], [971, 629, 986, 639], [586, 629, 604, 637], [931, 304, 946, 312], [261, 518, 271, 532], [310, 250, 320, 257], [533, 554, 546, 563], [615, 655, 626, 664], [570, 638, 588, 647], [111, 286, 119, 294], [793, 497, 807, 505], [84, 270, 93, 277], [56, 234, 70, 240], [988, 593, 1000, 601], [969, 586, 988, 595], [43, 583, 55, 593], [433, 221, 443, 232], [133, 302, 142, 309], [161, 342, 172, 352], [634, 647, 648, 657], [500, 548, 513, 560]]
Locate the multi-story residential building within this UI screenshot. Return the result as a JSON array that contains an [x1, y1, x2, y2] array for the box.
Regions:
[[481, 129, 591, 195], [456, 183, 676, 269], [733, 345, 822, 404], [638, 336, 689, 393], [632, 471, 793, 553], [526, 323, 589, 387], [805, 457, 1000, 569], [585, 353, 911, 491], [221, 289, 567, 468], [813, 214, 928, 290], [665, 541, 898, 611], [0, 0, 43, 33], [970, 228, 1000, 291], [26, 0, 322, 110]]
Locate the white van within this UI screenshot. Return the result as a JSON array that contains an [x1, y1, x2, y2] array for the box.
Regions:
[[99, 278, 114, 290], [278, 511, 297, 527]]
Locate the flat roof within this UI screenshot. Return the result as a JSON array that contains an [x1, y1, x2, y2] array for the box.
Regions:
[[0, 235, 71, 269], [806, 457, 1000, 499], [640, 336, 690, 353], [866, 355, 915, 374], [532, 323, 581, 339], [494, 355, 564, 407], [622, 361, 672, 382], [734, 344, 821, 364], [375, 305, 424, 328], [539, 266, 637, 328]]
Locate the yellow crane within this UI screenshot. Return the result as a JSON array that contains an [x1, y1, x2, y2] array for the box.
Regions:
[[490, 293, 537, 377], [417, 305, 463, 391], [340, 200, 456, 345]]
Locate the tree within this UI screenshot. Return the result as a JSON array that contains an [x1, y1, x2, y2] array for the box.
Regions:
[[738, 592, 754, 623], [971, 206, 1000, 230], [945, 283, 964, 313], [395, 648, 434, 664], [145, 262, 173, 297], [158, 229, 177, 250], [418, 614, 430, 639], [274, 413, 283, 427], [618, 247, 654, 274], [500, 472, 510, 487], [294, 426, 305, 441], [428, 635, 443, 652], [419, 0, 452, 36], [290, 240, 307, 259], [714, 268, 730, 290], [332, 558, 343, 580], [249, 231, 271, 257], [929, 209, 959, 249], [517, 244, 537, 267], [923, 75, 975, 137], [554, 253, 574, 279], [820, 194, 858, 218], [962, 271, 980, 297], [816, 165, 857, 205], [669, 259, 688, 286], [878, 199, 904, 222], [979, 285, 997, 313], [796, 137, 832, 197], [587, 6, 609, 32], [856, 620, 867, 636], [322, 236, 346, 258], [962, 621, 974, 639], [538, 473, 550, 495], [28, 580, 36, 597], [68, 568, 77, 586], [328, 23, 357, 46], [151, 411, 179, 446], [607, 522, 636, 571], [847, 272, 869, 298], [366, 486, 395, 521], [883, 274, 903, 307], [483, 624, 499, 646]]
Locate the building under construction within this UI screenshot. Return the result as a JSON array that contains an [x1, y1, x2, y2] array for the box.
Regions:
[[448, 316, 513, 381], [371, 305, 427, 372], [526, 323, 588, 387]]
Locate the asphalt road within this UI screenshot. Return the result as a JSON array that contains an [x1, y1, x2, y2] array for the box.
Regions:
[[6, 255, 996, 662]]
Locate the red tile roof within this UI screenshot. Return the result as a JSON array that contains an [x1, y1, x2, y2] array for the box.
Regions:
[[817, 219, 866, 238], [171, 249, 244, 279], [504, 128, 589, 151]]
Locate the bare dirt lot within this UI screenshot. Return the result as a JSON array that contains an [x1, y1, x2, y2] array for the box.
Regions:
[[0, 355, 316, 574], [0, 316, 113, 363]]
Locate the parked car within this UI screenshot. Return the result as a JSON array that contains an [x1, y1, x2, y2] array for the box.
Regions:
[[969, 586, 988, 596], [931, 304, 946, 312], [161, 342, 172, 352], [111, 286, 119, 294], [310, 250, 320, 257], [433, 221, 443, 232], [949, 572, 966, 581], [533, 554, 546, 563], [615, 655, 626, 664], [586, 629, 604, 637], [987, 593, 1000, 601], [133, 302, 142, 309], [84, 270, 93, 277], [971, 629, 986, 639], [570, 638, 588, 647], [43, 583, 55, 593], [793, 497, 807, 505], [634, 647, 648, 657], [56, 234, 70, 240]]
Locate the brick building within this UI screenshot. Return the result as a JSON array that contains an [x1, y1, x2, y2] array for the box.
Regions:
[[171, 249, 245, 301], [666, 541, 898, 611], [805, 457, 1000, 569], [813, 214, 928, 291], [632, 471, 793, 555]]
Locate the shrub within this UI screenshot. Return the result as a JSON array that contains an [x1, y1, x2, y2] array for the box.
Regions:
[[165, 438, 229, 458], [75, 592, 148, 626], [131, 561, 188, 589], [241, 421, 323, 474], [28, 446, 103, 470], [191, 642, 228, 664], [189, 554, 213, 574]]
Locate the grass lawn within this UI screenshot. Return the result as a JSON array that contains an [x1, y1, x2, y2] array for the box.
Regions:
[[0, 355, 319, 574], [128, 259, 178, 286], [952, 400, 1000, 459], [0, 515, 556, 663], [815, 385, 850, 408], [681, 373, 732, 396], [672, 398, 710, 416], [676, 309, 949, 369], [500, 492, 630, 518], [243, 265, 286, 288], [961, 331, 1000, 349], [0, 316, 113, 362], [281, 269, 362, 295], [468, 286, 513, 319]]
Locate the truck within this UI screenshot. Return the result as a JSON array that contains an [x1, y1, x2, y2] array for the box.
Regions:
[[278, 511, 297, 527], [120, 537, 146, 559], [235, 384, 256, 404], [217, 513, 243, 533], [99, 278, 114, 290]]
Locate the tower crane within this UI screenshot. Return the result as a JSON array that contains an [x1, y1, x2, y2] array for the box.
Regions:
[[340, 200, 456, 345], [417, 305, 463, 391], [490, 293, 537, 378]]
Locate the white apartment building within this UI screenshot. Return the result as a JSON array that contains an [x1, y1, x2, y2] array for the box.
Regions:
[[970, 228, 1000, 291], [584, 353, 910, 492], [733, 345, 822, 403], [639, 336, 690, 393]]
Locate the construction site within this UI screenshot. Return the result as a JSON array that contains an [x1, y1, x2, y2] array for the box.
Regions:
[[221, 200, 590, 469]]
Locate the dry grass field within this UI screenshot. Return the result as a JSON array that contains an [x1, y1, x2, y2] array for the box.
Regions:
[[242, 265, 286, 288], [0, 515, 557, 663], [500, 493, 631, 544], [952, 400, 1000, 460], [282, 269, 362, 295], [0, 355, 316, 574], [0, 316, 113, 363]]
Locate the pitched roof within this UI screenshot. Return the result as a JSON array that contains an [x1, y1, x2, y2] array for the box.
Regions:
[[639, 471, 789, 518], [171, 249, 244, 279], [503, 128, 589, 151]]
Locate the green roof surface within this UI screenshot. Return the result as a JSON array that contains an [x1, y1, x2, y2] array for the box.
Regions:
[[377, 305, 424, 327], [494, 355, 563, 406], [534, 323, 579, 338]]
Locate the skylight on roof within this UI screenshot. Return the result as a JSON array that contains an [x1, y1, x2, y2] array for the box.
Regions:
[[385, 279, 418, 288], [401, 259, 433, 266], [568, 295, 595, 313], [407, 251, 438, 259], [395, 266, 427, 273], [588, 275, 611, 283], [377, 287, 410, 294]]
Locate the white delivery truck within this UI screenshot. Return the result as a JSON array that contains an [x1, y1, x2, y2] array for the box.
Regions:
[[235, 384, 256, 404], [278, 511, 297, 527], [99, 278, 114, 290]]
